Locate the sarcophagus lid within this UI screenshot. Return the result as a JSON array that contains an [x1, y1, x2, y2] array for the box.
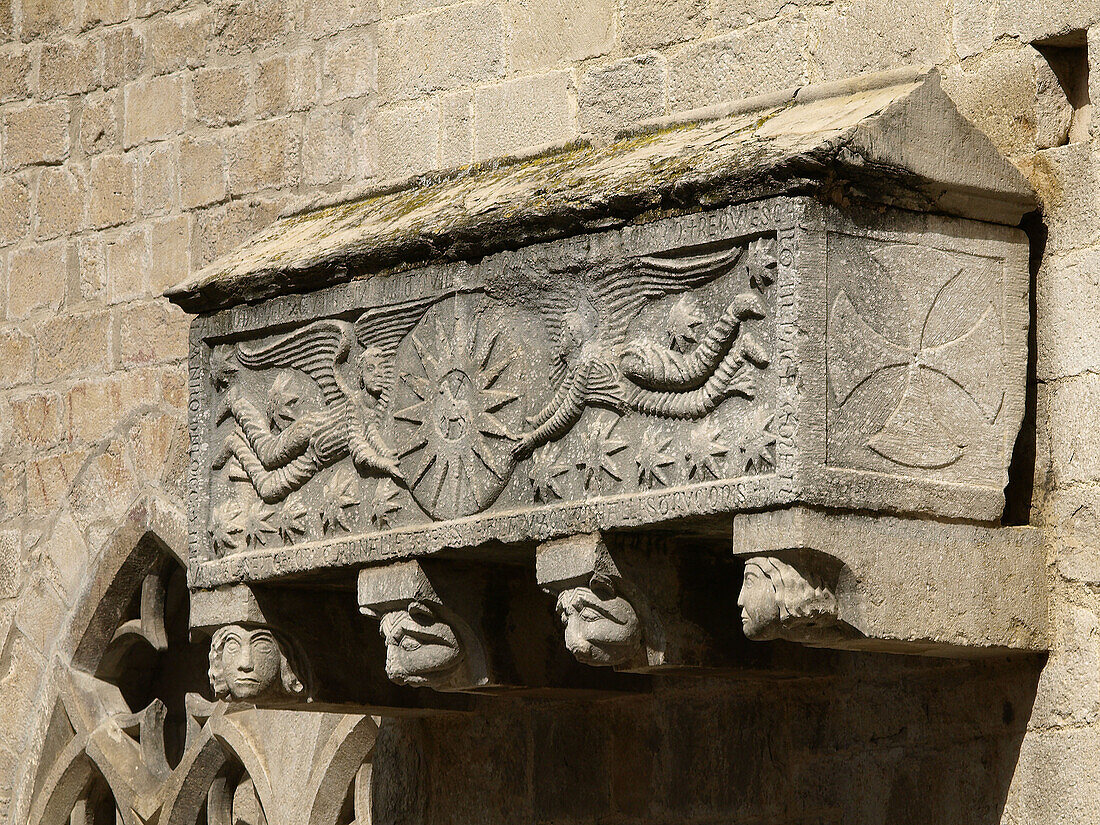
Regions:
[[169, 67, 1036, 590]]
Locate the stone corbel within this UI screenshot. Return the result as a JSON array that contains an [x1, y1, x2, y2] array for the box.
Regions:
[[190, 585, 314, 705], [191, 583, 472, 712], [535, 530, 805, 674], [357, 558, 651, 695], [358, 560, 491, 692], [736, 548, 857, 645], [537, 531, 868, 675], [732, 507, 1049, 656], [535, 532, 653, 670]]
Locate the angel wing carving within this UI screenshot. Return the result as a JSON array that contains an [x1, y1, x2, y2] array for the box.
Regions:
[[237, 320, 354, 407], [353, 292, 454, 409], [532, 243, 748, 357], [215, 297, 455, 505], [514, 241, 760, 456]]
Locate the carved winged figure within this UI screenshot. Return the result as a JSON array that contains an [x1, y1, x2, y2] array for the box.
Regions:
[[512, 242, 771, 459], [214, 295, 446, 503]]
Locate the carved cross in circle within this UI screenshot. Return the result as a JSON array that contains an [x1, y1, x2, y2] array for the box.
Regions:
[[827, 245, 1006, 470]]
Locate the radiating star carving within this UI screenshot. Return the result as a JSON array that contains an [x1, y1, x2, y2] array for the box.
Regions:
[[394, 298, 522, 520]]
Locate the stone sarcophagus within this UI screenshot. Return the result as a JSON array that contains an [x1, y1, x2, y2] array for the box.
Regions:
[[170, 68, 1047, 710]]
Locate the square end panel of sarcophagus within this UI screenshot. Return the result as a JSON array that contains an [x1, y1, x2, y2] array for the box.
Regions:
[[182, 195, 1028, 587]]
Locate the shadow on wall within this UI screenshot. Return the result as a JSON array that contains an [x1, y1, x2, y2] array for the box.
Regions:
[[372, 652, 1044, 825], [1002, 210, 1046, 527]]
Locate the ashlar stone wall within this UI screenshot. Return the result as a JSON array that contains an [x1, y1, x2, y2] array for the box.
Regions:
[[2, 0, 1100, 823]]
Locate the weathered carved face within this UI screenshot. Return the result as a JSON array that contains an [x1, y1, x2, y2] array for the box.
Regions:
[[359, 346, 387, 395], [268, 372, 303, 430], [556, 581, 641, 667], [209, 625, 284, 701], [738, 555, 839, 642], [737, 560, 783, 640], [379, 601, 466, 687]]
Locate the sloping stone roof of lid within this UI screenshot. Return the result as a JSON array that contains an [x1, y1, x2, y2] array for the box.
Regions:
[[166, 66, 1036, 315]]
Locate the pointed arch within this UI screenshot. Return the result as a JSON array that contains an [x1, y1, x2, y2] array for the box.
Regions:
[[305, 715, 379, 825], [160, 712, 275, 825]]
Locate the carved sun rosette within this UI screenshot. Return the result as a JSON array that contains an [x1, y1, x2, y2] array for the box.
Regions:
[[392, 296, 525, 520]]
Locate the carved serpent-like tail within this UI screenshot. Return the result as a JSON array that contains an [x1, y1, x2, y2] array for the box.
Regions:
[[621, 292, 766, 390], [514, 364, 591, 459], [222, 434, 325, 502], [227, 393, 316, 469], [627, 332, 769, 419]]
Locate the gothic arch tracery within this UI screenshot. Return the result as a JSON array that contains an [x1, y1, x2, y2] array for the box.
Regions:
[[20, 496, 377, 825]]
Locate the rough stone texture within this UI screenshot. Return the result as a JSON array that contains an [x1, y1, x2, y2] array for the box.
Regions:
[[578, 53, 667, 141], [474, 69, 576, 159], [191, 64, 251, 127], [377, 3, 505, 101], [77, 90, 121, 156], [226, 117, 300, 195], [667, 16, 809, 110], [321, 30, 378, 103], [179, 136, 226, 209], [38, 38, 98, 99], [7, 242, 67, 319], [374, 100, 441, 179], [505, 0, 615, 71], [87, 153, 135, 228], [1, 101, 70, 168], [122, 73, 186, 148], [622, 0, 707, 51], [35, 165, 87, 239], [0, 176, 30, 244], [0, 1, 1098, 824], [0, 45, 32, 104]]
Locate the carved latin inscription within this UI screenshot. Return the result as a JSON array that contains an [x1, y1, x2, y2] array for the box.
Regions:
[[184, 200, 1028, 586]]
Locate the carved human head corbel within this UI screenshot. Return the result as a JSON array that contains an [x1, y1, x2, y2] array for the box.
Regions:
[[207, 623, 313, 703], [555, 571, 644, 667], [737, 554, 843, 644], [359, 561, 489, 691]]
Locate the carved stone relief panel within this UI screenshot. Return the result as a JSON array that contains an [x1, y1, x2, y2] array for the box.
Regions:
[[823, 214, 1026, 488], [188, 200, 790, 586], [184, 197, 1028, 589]]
